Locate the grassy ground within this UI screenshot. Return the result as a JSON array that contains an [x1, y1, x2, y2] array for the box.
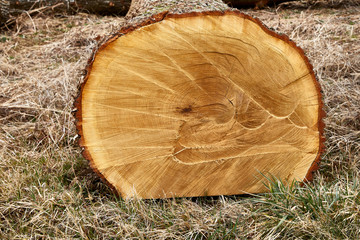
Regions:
[[0, 1, 359, 239]]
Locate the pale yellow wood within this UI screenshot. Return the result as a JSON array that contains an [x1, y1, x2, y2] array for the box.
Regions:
[[80, 13, 321, 199]]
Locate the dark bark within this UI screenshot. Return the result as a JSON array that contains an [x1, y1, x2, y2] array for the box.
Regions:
[[10, 0, 130, 14], [0, 0, 9, 23], [1, 0, 131, 24], [1, 0, 300, 25], [227, 0, 296, 8]]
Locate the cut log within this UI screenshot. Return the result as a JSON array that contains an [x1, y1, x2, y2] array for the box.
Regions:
[[0, 0, 301, 25], [0, 0, 130, 24], [75, 2, 324, 199], [9, 0, 130, 14], [227, 0, 296, 9]]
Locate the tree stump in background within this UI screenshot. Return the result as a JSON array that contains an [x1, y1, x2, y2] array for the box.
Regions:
[[75, 1, 324, 199]]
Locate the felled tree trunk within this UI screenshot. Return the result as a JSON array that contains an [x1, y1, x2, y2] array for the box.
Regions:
[[227, 0, 296, 9], [0, 0, 300, 25], [0, 0, 130, 24], [75, 0, 325, 199]]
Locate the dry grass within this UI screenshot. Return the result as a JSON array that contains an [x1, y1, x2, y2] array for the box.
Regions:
[[0, 1, 359, 239]]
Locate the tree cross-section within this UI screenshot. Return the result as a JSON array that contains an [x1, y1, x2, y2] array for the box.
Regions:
[[75, 10, 324, 199]]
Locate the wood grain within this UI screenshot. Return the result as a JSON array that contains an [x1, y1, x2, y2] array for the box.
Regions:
[[75, 10, 324, 199]]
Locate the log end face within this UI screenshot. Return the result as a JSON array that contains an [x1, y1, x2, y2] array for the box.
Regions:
[[75, 10, 325, 199]]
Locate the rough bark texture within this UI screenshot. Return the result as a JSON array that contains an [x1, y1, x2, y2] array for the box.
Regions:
[[0, 0, 130, 23], [227, 0, 296, 9], [0, 0, 9, 23], [125, 0, 229, 24], [0, 0, 299, 24], [75, 0, 324, 199]]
